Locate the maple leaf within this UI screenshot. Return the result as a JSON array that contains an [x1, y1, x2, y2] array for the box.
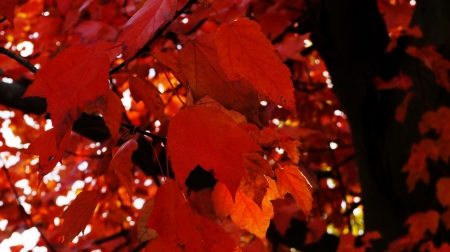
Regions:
[[23, 45, 110, 144], [407, 45, 450, 92], [0, 0, 17, 26], [167, 105, 262, 197], [146, 179, 235, 252], [402, 142, 431, 192], [215, 18, 296, 115], [436, 177, 450, 207], [239, 153, 273, 206], [179, 32, 260, 124], [24, 128, 71, 176], [276, 165, 312, 217], [119, 0, 178, 60], [109, 139, 138, 200], [211, 181, 234, 219], [230, 189, 272, 238], [405, 210, 439, 239], [129, 76, 165, 121], [61, 190, 100, 247]]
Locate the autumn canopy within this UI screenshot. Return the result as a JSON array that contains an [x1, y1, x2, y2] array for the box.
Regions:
[[0, 0, 450, 251]]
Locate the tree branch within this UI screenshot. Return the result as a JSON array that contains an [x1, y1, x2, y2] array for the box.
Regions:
[[109, 0, 196, 75], [0, 47, 37, 73]]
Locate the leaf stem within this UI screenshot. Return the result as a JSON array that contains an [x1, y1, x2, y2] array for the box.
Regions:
[[0, 47, 37, 73], [109, 0, 196, 75]]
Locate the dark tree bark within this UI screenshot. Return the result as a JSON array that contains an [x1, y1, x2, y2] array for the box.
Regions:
[[310, 0, 450, 249]]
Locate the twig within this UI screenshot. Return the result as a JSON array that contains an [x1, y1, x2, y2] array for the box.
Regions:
[[158, 62, 186, 107], [79, 113, 167, 144], [2, 167, 57, 252], [0, 47, 37, 73], [93, 229, 130, 245], [120, 122, 167, 144], [0, 17, 6, 24], [109, 0, 196, 75]]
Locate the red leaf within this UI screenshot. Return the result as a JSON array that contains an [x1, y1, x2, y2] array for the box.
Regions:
[[119, 0, 178, 60], [167, 106, 262, 197], [0, 0, 18, 26], [406, 210, 439, 239], [276, 165, 313, 217], [179, 32, 260, 124], [109, 139, 138, 200], [146, 180, 235, 252], [24, 128, 71, 176], [93, 90, 125, 140], [215, 18, 296, 115], [23, 45, 110, 144], [436, 177, 450, 207], [61, 191, 100, 247], [129, 76, 165, 120]]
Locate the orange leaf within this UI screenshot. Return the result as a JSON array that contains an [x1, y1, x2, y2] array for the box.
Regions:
[[93, 90, 125, 140], [230, 189, 272, 238], [436, 177, 450, 207], [23, 45, 110, 144], [215, 18, 296, 115], [179, 33, 260, 124], [276, 165, 312, 217], [119, 0, 178, 60], [0, 0, 17, 26], [25, 128, 71, 176], [61, 190, 100, 247], [129, 76, 165, 120], [146, 179, 235, 252], [110, 139, 138, 200], [212, 182, 234, 219], [167, 106, 261, 197], [406, 210, 439, 239]]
